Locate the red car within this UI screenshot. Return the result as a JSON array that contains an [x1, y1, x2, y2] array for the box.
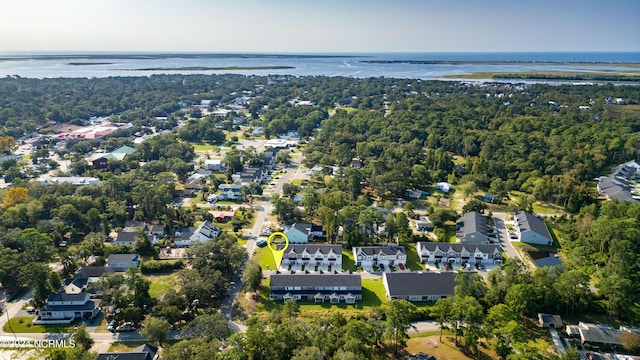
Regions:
[[398, 263, 405, 270]]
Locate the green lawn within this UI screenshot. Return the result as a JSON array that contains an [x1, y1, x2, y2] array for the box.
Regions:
[[254, 246, 277, 270], [404, 243, 425, 271], [361, 278, 388, 307], [148, 273, 179, 299], [3, 316, 78, 333], [532, 202, 565, 215], [192, 144, 217, 151], [342, 249, 357, 271]]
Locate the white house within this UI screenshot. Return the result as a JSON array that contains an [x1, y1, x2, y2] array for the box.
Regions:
[[514, 211, 553, 245], [38, 176, 100, 186], [204, 159, 225, 172], [63, 277, 89, 294], [382, 271, 458, 302], [279, 244, 342, 271], [175, 220, 220, 247], [34, 292, 100, 324], [352, 245, 406, 270], [435, 182, 451, 193], [270, 274, 361, 304], [284, 223, 314, 244], [106, 254, 140, 271], [416, 242, 502, 265]]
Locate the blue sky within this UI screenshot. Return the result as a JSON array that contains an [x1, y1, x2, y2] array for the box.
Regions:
[[1, 0, 638, 53]]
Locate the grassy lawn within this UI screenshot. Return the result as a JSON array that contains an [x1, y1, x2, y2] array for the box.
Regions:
[[404, 243, 425, 271], [192, 144, 217, 151], [342, 249, 357, 272], [407, 333, 498, 360], [108, 341, 152, 352], [532, 202, 565, 215], [254, 246, 276, 270], [147, 273, 179, 299], [361, 278, 388, 307], [3, 316, 78, 333], [290, 179, 303, 186]]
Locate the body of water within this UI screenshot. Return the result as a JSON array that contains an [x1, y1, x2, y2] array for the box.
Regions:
[[0, 52, 638, 81]]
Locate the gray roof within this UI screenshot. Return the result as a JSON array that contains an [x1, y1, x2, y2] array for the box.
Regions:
[[384, 271, 458, 297], [270, 274, 361, 288], [106, 253, 139, 264], [354, 246, 406, 256], [514, 211, 552, 240], [291, 222, 313, 234], [458, 211, 489, 237], [47, 292, 88, 302], [41, 300, 97, 312], [96, 352, 154, 360], [281, 244, 342, 256], [579, 323, 623, 345], [597, 176, 637, 202], [417, 242, 501, 255], [76, 266, 115, 278], [64, 277, 89, 288], [116, 231, 139, 243]]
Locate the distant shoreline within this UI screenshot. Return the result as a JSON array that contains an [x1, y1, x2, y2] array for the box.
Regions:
[[0, 53, 356, 62], [360, 60, 640, 66], [68, 62, 114, 66], [126, 65, 296, 71]]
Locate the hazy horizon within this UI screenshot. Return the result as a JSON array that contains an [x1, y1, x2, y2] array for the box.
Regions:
[[1, 0, 638, 53]]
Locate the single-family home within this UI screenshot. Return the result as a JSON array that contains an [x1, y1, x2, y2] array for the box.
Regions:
[[76, 266, 115, 281], [456, 211, 490, 244], [416, 242, 502, 266], [97, 344, 159, 360], [217, 184, 243, 201], [284, 222, 320, 244], [405, 189, 424, 200], [352, 246, 406, 270], [113, 231, 139, 246], [514, 211, 553, 246], [575, 322, 623, 347], [63, 277, 89, 294], [174, 220, 220, 247], [415, 219, 432, 232], [204, 159, 225, 172], [210, 210, 235, 223], [146, 224, 165, 244], [435, 182, 451, 193], [382, 271, 457, 302], [106, 254, 140, 272], [269, 273, 362, 304], [34, 291, 100, 324], [279, 244, 342, 271], [538, 313, 563, 328], [349, 158, 363, 168]]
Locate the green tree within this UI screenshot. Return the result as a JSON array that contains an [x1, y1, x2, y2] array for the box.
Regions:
[[71, 324, 94, 350], [181, 312, 233, 341], [431, 297, 453, 341], [241, 260, 262, 293], [384, 299, 416, 355], [142, 316, 171, 346]]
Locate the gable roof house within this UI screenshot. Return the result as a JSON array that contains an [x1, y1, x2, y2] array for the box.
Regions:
[[284, 222, 316, 244], [382, 271, 458, 302], [76, 266, 115, 281], [174, 220, 220, 247], [416, 242, 502, 265], [514, 211, 553, 246], [597, 176, 638, 202], [106, 254, 140, 272], [33, 292, 100, 325], [63, 277, 90, 295], [456, 211, 490, 244], [352, 246, 406, 270], [97, 344, 159, 360], [279, 244, 342, 271], [270, 273, 362, 304]]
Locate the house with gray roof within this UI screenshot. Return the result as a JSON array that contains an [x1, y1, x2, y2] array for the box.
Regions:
[[106, 254, 140, 271], [34, 291, 100, 324], [269, 273, 361, 304], [416, 242, 502, 266], [279, 244, 342, 271], [456, 211, 490, 244], [382, 271, 460, 302], [576, 322, 623, 347], [514, 211, 553, 246], [96, 344, 159, 360], [174, 220, 220, 247], [352, 245, 406, 270]]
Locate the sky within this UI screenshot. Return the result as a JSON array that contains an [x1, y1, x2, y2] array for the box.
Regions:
[[1, 0, 639, 53]]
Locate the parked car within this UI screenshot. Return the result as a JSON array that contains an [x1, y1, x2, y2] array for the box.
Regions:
[[115, 322, 136, 332], [107, 320, 117, 332], [398, 263, 405, 271], [256, 239, 267, 248]]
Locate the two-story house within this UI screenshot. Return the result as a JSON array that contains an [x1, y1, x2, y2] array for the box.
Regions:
[[514, 211, 553, 246], [34, 292, 100, 324], [456, 211, 490, 244], [416, 242, 503, 266], [352, 245, 406, 270], [269, 273, 361, 304], [174, 220, 220, 247], [279, 244, 342, 271], [383, 271, 460, 302], [106, 254, 140, 272]]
